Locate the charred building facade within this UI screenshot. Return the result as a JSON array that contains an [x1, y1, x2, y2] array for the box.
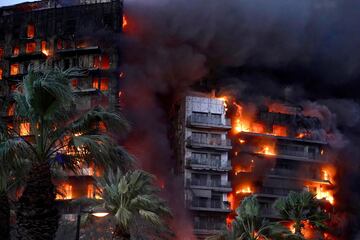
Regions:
[[0, 0, 124, 202], [230, 103, 334, 219]]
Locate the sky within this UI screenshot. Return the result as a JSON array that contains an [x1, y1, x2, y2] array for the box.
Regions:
[[0, 0, 37, 7]]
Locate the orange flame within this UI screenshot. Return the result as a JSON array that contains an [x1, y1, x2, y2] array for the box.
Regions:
[[122, 15, 128, 29], [256, 145, 276, 156], [236, 185, 252, 195], [316, 186, 334, 205]]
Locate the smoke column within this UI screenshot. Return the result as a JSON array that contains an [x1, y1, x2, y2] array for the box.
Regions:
[[121, 0, 360, 238]]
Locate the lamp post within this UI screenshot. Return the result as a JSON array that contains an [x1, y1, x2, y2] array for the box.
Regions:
[[75, 206, 109, 240]]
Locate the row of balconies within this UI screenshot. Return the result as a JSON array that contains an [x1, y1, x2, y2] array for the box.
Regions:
[[186, 137, 232, 150], [258, 186, 303, 197], [194, 221, 225, 232], [268, 168, 329, 183], [188, 199, 231, 212], [187, 115, 231, 129], [241, 144, 323, 162], [186, 158, 231, 171], [186, 179, 232, 192]]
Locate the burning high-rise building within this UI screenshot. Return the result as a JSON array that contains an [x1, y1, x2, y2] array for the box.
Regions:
[[0, 0, 125, 211], [174, 92, 336, 238], [1, 0, 358, 239]]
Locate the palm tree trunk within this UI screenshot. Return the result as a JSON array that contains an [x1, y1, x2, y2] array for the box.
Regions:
[[15, 161, 59, 240], [0, 191, 10, 240], [294, 220, 302, 236], [112, 225, 130, 240]]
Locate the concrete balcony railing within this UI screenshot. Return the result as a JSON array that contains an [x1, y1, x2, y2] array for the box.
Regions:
[[186, 158, 232, 171], [188, 199, 231, 212], [277, 149, 319, 160], [259, 187, 303, 197], [186, 137, 232, 150], [268, 168, 325, 182], [187, 115, 231, 129], [194, 221, 225, 232], [186, 179, 231, 192], [260, 207, 280, 219]]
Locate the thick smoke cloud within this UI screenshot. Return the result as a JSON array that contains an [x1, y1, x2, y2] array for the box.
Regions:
[[122, 0, 360, 238]]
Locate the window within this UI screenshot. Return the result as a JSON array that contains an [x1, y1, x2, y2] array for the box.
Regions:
[[98, 121, 107, 131], [56, 184, 72, 200], [10, 64, 20, 76], [57, 39, 63, 49], [7, 103, 15, 116], [100, 54, 110, 69], [27, 24, 35, 38], [210, 175, 221, 186], [192, 112, 207, 123], [26, 42, 36, 53], [273, 125, 287, 137], [19, 122, 30, 136], [87, 184, 94, 198], [252, 122, 265, 133], [192, 173, 207, 186], [0, 48, 3, 59], [0, 68, 2, 80], [10, 84, 17, 92], [93, 55, 110, 69], [191, 152, 207, 163], [92, 78, 109, 91], [93, 55, 100, 68], [71, 79, 78, 88], [192, 132, 207, 143], [209, 133, 221, 145], [210, 113, 221, 124], [13, 46, 20, 56], [41, 41, 49, 55]]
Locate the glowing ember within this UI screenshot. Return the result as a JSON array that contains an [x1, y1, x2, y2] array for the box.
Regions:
[[239, 139, 246, 144], [122, 15, 128, 29]]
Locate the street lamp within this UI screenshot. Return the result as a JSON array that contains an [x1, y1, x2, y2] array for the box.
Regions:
[[75, 206, 109, 240]]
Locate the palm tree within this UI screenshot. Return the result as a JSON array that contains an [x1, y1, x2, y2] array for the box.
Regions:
[[207, 196, 289, 240], [0, 122, 30, 240], [273, 191, 329, 239], [4, 67, 132, 240], [97, 168, 172, 240]]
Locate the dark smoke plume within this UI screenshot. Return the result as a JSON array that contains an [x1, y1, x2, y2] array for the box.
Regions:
[[121, 0, 360, 238]]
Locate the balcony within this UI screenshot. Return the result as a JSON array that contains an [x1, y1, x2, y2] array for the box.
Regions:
[[186, 158, 231, 171], [187, 115, 231, 130], [260, 207, 281, 219], [188, 199, 231, 213], [7, 51, 47, 62], [268, 169, 330, 184], [186, 137, 232, 150], [193, 221, 225, 235], [186, 179, 232, 192], [242, 145, 324, 163], [257, 187, 303, 198], [56, 46, 100, 56]]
